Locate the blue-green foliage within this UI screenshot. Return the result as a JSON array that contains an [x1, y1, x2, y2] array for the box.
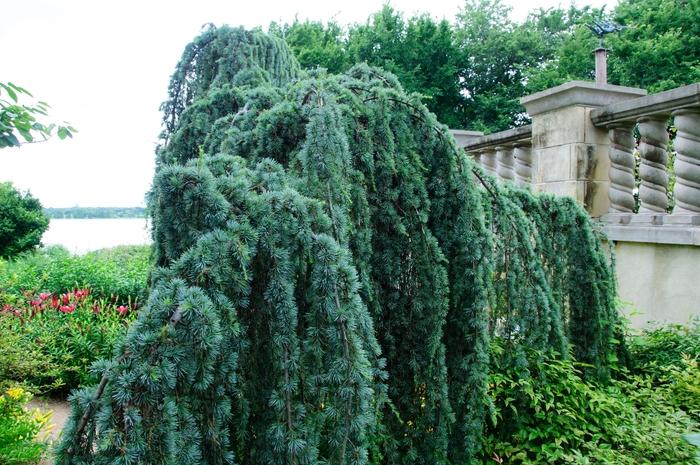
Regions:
[[57, 26, 621, 465]]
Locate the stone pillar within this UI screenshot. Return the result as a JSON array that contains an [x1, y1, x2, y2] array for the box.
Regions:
[[637, 115, 669, 213], [520, 81, 647, 217], [607, 124, 636, 212], [514, 143, 533, 187], [496, 145, 515, 182], [672, 109, 700, 213]]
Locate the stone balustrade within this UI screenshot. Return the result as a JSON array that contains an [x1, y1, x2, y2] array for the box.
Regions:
[[451, 81, 700, 328], [450, 125, 533, 186], [591, 83, 700, 246]]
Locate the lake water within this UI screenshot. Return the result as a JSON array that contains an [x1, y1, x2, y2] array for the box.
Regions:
[[42, 218, 152, 254]]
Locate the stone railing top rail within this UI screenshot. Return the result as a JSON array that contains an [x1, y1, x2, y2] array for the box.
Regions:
[[449, 129, 485, 149], [591, 83, 700, 126], [461, 125, 532, 152]]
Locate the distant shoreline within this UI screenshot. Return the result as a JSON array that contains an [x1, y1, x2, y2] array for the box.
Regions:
[[44, 207, 146, 219]]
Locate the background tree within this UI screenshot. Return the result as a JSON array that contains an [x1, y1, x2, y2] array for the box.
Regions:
[[0, 182, 48, 258], [271, 20, 350, 75], [277, 0, 700, 133], [610, 0, 700, 92], [273, 6, 464, 128]]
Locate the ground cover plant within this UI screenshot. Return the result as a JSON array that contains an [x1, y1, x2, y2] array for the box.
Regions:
[[51, 26, 633, 465]]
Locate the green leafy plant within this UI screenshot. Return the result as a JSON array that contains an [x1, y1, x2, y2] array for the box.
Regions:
[[0, 81, 75, 148], [0, 387, 50, 465], [628, 319, 700, 376], [482, 342, 700, 464], [0, 244, 150, 305], [0, 315, 61, 393]]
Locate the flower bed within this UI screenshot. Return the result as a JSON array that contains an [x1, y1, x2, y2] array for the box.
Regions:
[[1, 287, 135, 396]]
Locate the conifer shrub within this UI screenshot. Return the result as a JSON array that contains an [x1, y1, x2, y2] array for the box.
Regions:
[[56, 25, 623, 464]]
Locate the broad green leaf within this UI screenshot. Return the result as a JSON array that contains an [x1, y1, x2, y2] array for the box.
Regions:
[[0, 83, 18, 102]]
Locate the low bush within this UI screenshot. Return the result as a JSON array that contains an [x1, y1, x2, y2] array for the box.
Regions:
[[0, 387, 50, 465], [0, 316, 61, 394], [1, 289, 135, 396], [481, 342, 700, 464], [628, 319, 700, 378], [0, 244, 150, 305]]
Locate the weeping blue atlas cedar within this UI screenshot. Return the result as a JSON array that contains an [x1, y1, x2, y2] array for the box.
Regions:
[[56, 25, 622, 465]]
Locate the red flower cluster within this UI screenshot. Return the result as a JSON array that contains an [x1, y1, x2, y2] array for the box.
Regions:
[[1, 304, 24, 323], [116, 305, 130, 316], [27, 289, 90, 315], [1, 288, 133, 320]]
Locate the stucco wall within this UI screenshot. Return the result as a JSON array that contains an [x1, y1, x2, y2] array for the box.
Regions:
[[615, 241, 700, 328]]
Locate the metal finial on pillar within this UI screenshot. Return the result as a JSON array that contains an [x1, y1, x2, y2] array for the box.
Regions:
[[587, 20, 626, 86]]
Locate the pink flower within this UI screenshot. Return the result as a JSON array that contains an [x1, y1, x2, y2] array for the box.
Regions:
[[116, 305, 129, 316], [51, 295, 60, 308], [59, 304, 76, 314], [61, 293, 71, 305], [92, 304, 100, 315], [30, 299, 42, 308], [75, 289, 90, 299]]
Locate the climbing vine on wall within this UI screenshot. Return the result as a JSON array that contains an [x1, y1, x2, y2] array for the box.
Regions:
[[56, 25, 621, 465]]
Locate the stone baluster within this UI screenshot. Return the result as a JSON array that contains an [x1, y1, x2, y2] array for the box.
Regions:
[[496, 145, 515, 182], [513, 143, 532, 187], [607, 124, 636, 212], [672, 109, 700, 213], [637, 116, 669, 212], [481, 148, 497, 175]]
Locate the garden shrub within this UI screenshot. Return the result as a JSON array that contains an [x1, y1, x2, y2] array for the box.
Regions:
[[0, 387, 50, 465], [1, 289, 135, 396], [628, 319, 700, 377], [0, 315, 61, 393], [0, 244, 150, 305], [481, 342, 700, 464]]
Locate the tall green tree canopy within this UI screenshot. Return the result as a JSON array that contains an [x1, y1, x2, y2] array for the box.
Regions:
[[276, 0, 700, 133], [57, 25, 620, 465], [0, 182, 49, 258], [275, 6, 463, 128]]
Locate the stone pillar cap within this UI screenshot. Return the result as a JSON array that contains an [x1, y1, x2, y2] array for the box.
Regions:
[[521, 80, 646, 116]]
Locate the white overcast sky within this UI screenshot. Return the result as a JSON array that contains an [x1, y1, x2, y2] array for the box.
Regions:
[[1, 0, 615, 207]]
